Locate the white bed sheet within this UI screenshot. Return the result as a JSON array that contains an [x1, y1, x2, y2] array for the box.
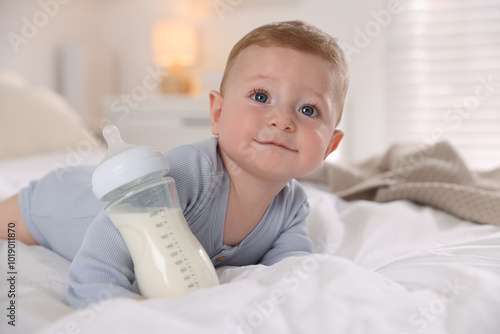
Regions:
[[1, 152, 499, 334]]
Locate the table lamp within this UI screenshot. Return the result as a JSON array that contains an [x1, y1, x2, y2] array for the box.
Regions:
[[153, 21, 198, 94]]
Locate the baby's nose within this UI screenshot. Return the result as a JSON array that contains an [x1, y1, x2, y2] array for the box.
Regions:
[[266, 109, 296, 132]]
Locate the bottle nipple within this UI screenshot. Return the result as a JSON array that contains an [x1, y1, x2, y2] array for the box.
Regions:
[[102, 124, 137, 160], [92, 124, 170, 201]]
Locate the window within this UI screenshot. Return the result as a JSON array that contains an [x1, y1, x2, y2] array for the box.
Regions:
[[387, 0, 500, 170]]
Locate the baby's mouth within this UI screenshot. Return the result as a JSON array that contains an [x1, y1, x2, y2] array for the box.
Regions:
[[254, 139, 297, 152]]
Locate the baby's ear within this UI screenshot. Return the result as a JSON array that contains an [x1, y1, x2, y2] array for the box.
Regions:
[[323, 129, 343, 159], [209, 90, 223, 136]]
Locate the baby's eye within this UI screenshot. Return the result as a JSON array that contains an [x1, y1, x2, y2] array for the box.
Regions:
[[251, 92, 269, 103], [299, 105, 318, 117]]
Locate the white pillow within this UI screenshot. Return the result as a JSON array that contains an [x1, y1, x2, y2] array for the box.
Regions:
[[0, 72, 94, 159]]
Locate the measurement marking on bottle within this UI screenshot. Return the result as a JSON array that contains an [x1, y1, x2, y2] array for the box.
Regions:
[[149, 211, 205, 291]]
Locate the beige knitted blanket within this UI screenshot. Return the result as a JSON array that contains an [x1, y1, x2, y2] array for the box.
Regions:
[[299, 141, 500, 226]]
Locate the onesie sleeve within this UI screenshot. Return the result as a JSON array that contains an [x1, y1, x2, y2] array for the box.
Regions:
[[67, 210, 139, 308], [258, 181, 314, 266], [163, 139, 220, 223]]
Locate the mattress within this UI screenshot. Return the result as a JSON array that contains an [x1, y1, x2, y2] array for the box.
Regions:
[[1, 150, 499, 334]]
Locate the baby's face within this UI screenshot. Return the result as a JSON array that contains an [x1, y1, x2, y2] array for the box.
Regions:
[[210, 45, 343, 183]]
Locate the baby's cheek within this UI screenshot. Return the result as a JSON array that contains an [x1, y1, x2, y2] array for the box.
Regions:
[[313, 129, 331, 149]]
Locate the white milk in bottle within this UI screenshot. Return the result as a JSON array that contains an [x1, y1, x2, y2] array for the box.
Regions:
[[106, 207, 218, 298], [92, 125, 219, 299]]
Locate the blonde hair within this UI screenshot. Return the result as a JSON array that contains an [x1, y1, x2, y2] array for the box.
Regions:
[[220, 20, 350, 121]]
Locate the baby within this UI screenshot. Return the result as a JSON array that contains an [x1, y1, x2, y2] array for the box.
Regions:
[[0, 20, 349, 308]]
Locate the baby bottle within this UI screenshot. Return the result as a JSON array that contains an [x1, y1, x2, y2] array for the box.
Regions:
[[91, 125, 219, 299]]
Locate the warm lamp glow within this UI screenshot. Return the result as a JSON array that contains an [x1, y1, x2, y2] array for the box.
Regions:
[[153, 21, 198, 67], [152, 21, 199, 94]]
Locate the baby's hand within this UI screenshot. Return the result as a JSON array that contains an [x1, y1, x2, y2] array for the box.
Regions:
[[135, 296, 148, 301]]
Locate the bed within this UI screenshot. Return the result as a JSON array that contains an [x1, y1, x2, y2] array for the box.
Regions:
[[1, 73, 500, 334]]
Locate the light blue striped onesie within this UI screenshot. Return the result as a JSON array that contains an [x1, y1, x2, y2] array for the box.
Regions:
[[19, 137, 313, 308]]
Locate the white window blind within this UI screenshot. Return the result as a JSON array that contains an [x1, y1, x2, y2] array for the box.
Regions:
[[387, 0, 500, 170]]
